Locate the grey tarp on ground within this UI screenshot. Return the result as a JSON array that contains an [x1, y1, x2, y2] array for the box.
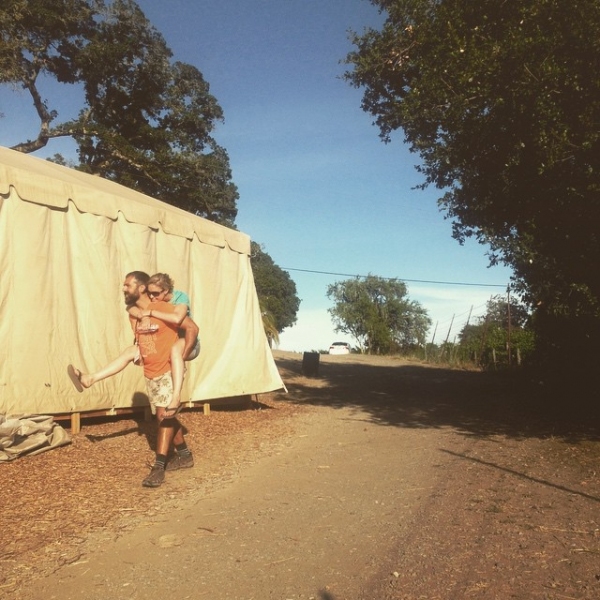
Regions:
[[0, 415, 71, 461]]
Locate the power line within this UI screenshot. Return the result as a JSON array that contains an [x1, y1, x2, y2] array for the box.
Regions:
[[282, 267, 507, 288]]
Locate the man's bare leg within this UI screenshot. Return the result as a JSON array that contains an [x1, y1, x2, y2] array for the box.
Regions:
[[155, 408, 184, 455], [158, 406, 193, 473], [143, 375, 193, 487]]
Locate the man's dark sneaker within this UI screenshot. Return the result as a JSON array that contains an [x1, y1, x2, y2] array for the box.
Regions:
[[142, 465, 165, 487], [165, 453, 194, 471]]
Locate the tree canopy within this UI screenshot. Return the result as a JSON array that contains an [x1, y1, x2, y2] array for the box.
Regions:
[[327, 275, 431, 354], [458, 295, 534, 368], [251, 242, 300, 341], [0, 0, 238, 225], [344, 1, 600, 325]]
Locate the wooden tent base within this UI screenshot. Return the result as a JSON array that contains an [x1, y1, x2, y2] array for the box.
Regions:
[[54, 395, 255, 434]]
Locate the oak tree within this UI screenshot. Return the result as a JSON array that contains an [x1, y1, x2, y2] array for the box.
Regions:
[[327, 275, 431, 354], [251, 242, 300, 342], [1, 0, 238, 224], [345, 0, 600, 323]]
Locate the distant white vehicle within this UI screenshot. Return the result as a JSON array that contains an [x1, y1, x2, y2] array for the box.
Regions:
[[328, 341, 351, 355]]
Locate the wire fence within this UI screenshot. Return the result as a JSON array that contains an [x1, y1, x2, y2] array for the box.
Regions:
[[427, 300, 490, 347]]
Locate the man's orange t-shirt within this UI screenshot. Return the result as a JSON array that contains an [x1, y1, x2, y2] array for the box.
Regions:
[[135, 301, 179, 379]]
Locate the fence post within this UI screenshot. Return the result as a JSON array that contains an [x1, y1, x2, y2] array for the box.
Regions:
[[507, 286, 513, 367], [439, 315, 454, 360]]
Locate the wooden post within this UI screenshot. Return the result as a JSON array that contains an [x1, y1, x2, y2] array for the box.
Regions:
[[71, 412, 81, 435], [430, 321, 438, 345], [444, 315, 454, 346], [506, 286, 513, 367], [479, 296, 493, 366], [439, 315, 454, 360]]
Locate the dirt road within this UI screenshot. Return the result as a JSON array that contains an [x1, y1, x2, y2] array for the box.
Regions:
[[8, 352, 600, 599]]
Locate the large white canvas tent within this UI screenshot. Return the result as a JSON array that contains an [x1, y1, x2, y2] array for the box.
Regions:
[[0, 146, 284, 420]]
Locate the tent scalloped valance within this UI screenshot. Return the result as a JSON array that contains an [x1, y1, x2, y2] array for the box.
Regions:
[[0, 146, 249, 255]]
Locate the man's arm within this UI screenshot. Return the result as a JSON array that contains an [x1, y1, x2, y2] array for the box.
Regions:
[[179, 316, 200, 360], [127, 314, 139, 345], [128, 314, 138, 333]]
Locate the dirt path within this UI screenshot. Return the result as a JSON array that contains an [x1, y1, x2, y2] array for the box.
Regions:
[[24, 405, 453, 600], [7, 352, 600, 599]]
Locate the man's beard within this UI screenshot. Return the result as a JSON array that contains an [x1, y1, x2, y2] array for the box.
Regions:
[[124, 291, 138, 306]]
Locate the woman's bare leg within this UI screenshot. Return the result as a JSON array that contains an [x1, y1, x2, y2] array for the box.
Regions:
[[73, 345, 138, 388], [168, 338, 186, 409]]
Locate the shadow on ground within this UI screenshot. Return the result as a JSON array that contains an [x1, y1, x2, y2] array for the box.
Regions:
[[84, 414, 192, 453], [274, 353, 600, 443]]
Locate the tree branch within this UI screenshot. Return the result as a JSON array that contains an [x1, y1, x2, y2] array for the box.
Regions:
[[9, 64, 56, 153]]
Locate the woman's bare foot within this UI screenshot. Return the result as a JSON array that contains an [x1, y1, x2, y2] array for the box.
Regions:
[[163, 404, 182, 419], [67, 364, 93, 392]]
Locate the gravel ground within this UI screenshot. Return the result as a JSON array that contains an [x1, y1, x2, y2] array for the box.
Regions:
[[3, 351, 600, 600]]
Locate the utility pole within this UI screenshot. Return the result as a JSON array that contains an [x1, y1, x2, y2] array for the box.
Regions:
[[439, 315, 454, 360], [444, 315, 455, 346], [466, 305, 473, 327], [479, 296, 493, 366], [430, 321, 438, 345], [507, 286, 512, 367]]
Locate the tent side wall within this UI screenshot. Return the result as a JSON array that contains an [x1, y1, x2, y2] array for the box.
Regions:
[[0, 147, 284, 416]]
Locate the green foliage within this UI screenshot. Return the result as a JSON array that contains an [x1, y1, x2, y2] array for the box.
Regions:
[[483, 294, 530, 330], [345, 0, 600, 344], [250, 242, 300, 338], [327, 274, 431, 354], [260, 310, 280, 349], [458, 295, 535, 368], [0, 0, 238, 225]]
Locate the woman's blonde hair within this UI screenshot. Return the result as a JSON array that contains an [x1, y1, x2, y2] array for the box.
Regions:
[[147, 272, 174, 294]]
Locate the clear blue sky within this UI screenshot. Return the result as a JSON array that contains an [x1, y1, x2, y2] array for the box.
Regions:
[[0, 0, 512, 351]]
